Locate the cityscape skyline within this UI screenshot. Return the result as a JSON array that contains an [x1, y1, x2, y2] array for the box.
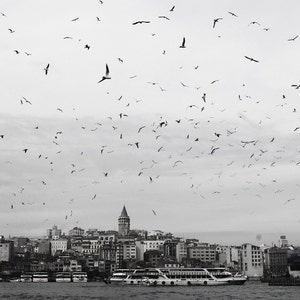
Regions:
[[2, 205, 299, 247]]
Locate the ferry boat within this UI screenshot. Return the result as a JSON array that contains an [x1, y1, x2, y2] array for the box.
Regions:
[[20, 274, 33, 283], [32, 272, 48, 283], [109, 268, 232, 286], [109, 269, 135, 284], [205, 268, 247, 285], [9, 277, 21, 282], [55, 272, 72, 283], [72, 272, 88, 282]]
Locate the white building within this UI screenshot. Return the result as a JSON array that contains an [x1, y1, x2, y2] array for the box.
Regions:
[[82, 237, 99, 254], [47, 225, 62, 240], [240, 243, 263, 277], [176, 241, 187, 263], [123, 241, 136, 260], [136, 240, 165, 261], [98, 232, 116, 246], [50, 239, 69, 256]]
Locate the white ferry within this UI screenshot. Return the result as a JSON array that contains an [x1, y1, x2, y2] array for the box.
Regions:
[[109, 268, 232, 286], [9, 277, 21, 282], [205, 268, 247, 285], [32, 272, 48, 282], [72, 272, 88, 282], [20, 274, 33, 283], [109, 269, 135, 284], [55, 272, 72, 283]]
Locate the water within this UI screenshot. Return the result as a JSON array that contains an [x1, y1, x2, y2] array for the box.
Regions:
[[0, 281, 299, 300]]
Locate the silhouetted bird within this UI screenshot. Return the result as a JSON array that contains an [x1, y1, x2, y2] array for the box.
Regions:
[[98, 64, 111, 83]]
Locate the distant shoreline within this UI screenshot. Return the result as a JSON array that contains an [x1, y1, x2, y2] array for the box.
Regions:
[[174, 231, 300, 246]]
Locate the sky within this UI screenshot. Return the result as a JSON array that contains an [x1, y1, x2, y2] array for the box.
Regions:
[[1, 0, 300, 245]]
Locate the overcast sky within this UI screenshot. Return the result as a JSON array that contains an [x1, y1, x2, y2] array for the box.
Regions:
[[1, 0, 300, 244]]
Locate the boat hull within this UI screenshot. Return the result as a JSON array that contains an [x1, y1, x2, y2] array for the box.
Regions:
[[32, 278, 48, 282], [56, 278, 72, 283], [72, 272, 88, 282], [124, 278, 228, 286]]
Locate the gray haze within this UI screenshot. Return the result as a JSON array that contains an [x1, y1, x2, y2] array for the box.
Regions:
[[1, 0, 300, 243]]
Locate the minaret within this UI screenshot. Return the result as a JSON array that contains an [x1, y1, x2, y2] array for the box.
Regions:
[[118, 205, 130, 236]]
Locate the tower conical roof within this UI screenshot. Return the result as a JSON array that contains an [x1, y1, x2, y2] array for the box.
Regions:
[[120, 205, 129, 218]]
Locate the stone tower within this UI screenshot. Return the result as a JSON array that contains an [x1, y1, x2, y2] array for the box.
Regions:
[[118, 205, 130, 236]]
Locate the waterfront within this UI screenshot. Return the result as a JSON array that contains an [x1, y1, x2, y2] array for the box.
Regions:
[[0, 281, 299, 300]]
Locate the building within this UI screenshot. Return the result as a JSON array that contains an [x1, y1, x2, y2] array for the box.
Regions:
[[50, 239, 69, 256], [187, 244, 217, 266], [176, 241, 187, 263], [287, 247, 300, 278], [0, 238, 14, 262], [144, 250, 163, 267], [85, 228, 100, 237], [118, 206, 130, 236], [279, 235, 288, 248], [47, 225, 62, 240], [36, 240, 51, 255], [163, 239, 178, 260], [136, 240, 165, 261], [69, 227, 84, 237], [82, 237, 99, 254], [98, 232, 117, 246], [264, 246, 288, 277], [240, 243, 263, 277]]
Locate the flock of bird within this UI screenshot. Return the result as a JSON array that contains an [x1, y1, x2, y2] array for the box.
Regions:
[[1, 1, 300, 235]]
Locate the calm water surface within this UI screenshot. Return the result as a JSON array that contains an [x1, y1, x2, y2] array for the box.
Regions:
[[0, 281, 299, 300]]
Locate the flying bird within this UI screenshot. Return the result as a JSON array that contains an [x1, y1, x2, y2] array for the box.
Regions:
[[23, 149, 28, 153], [173, 160, 183, 167], [170, 5, 175, 12], [210, 147, 219, 155], [138, 126, 145, 133], [228, 11, 238, 17], [213, 18, 222, 28], [248, 21, 260, 26], [22, 97, 32, 105], [284, 198, 295, 205], [158, 16, 170, 20], [179, 37, 186, 48], [291, 84, 300, 89], [71, 17, 79, 21], [44, 64, 50, 75], [132, 20, 150, 25], [152, 209, 157, 215], [288, 35, 298, 41], [98, 64, 111, 83], [244, 56, 259, 63]]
